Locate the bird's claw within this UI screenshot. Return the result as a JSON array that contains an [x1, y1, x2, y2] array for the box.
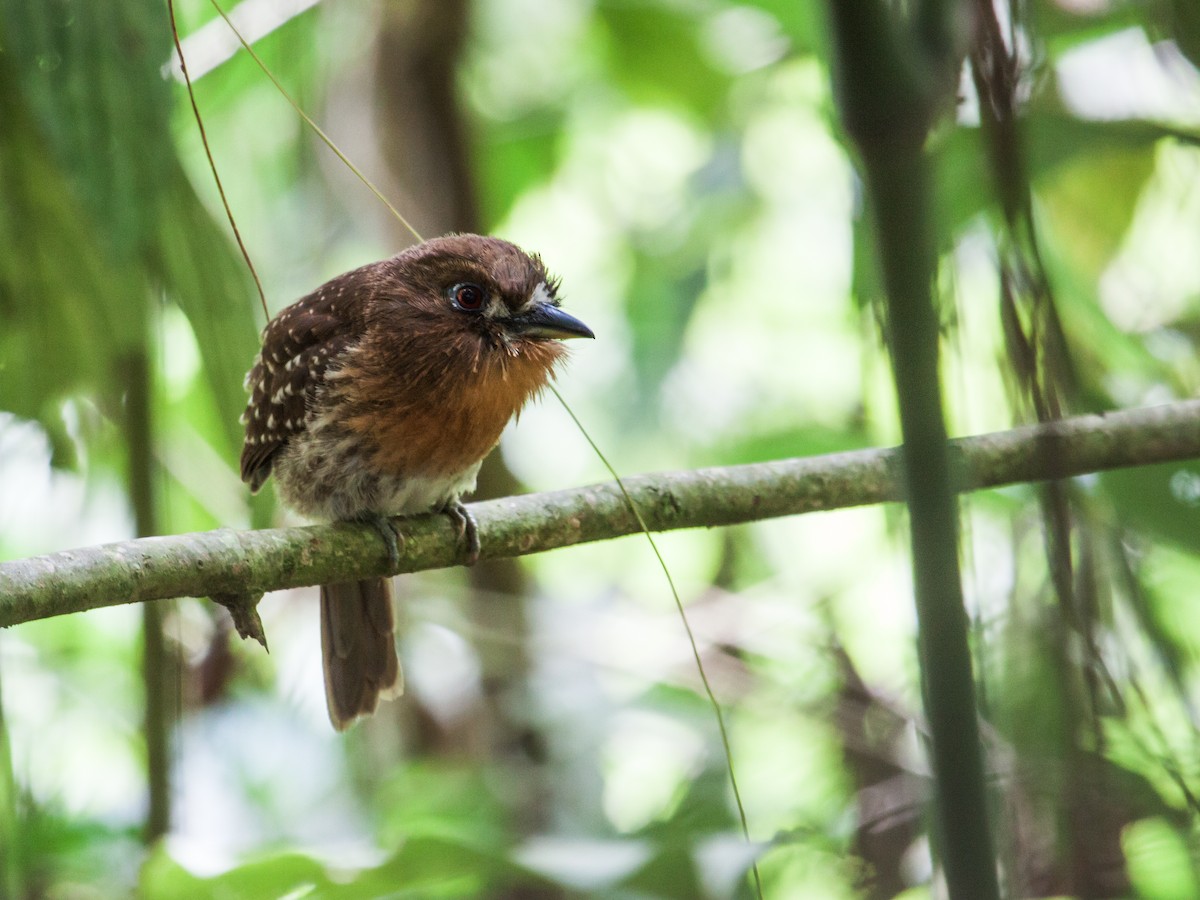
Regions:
[[364, 513, 404, 570], [444, 500, 481, 566]]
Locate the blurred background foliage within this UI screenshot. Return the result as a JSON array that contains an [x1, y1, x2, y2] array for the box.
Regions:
[[2, 0, 1200, 896]]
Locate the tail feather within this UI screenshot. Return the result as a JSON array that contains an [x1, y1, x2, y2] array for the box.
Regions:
[[320, 577, 403, 731]]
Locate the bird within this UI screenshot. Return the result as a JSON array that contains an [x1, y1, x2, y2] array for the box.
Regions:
[[239, 234, 593, 730]]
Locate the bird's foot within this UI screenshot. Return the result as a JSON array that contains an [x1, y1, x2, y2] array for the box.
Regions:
[[363, 513, 405, 570], [443, 500, 481, 566]]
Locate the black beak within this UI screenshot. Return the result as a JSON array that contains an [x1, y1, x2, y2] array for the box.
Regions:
[[508, 302, 595, 341]]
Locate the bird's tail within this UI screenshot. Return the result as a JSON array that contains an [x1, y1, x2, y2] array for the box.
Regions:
[[320, 577, 403, 731]]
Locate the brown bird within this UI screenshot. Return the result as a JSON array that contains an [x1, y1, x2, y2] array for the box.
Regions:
[[239, 234, 593, 730]]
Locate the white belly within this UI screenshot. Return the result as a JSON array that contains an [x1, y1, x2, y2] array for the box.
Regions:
[[273, 427, 483, 522]]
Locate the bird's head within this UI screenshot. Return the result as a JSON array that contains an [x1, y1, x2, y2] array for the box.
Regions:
[[348, 234, 592, 430], [368, 234, 593, 358]]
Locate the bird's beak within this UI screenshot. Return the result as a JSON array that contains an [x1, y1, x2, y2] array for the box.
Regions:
[[508, 302, 595, 341]]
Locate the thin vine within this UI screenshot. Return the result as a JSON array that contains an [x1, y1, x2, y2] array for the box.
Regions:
[[166, 0, 268, 319]]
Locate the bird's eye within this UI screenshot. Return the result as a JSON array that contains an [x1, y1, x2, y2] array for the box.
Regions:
[[451, 283, 486, 311]]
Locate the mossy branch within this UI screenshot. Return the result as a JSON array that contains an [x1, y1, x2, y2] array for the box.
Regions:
[[2, 400, 1199, 627]]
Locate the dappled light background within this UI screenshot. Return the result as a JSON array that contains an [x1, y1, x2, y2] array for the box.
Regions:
[[3, 0, 1200, 897]]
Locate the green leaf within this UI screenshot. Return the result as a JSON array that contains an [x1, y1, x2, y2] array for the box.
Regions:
[[140, 845, 332, 899], [374, 762, 508, 848], [624, 250, 706, 411], [1102, 462, 1200, 554], [936, 116, 1196, 241], [1037, 234, 1177, 408], [596, 0, 733, 123], [707, 423, 871, 467], [1124, 817, 1200, 900], [620, 840, 706, 899], [345, 835, 572, 898], [0, 54, 145, 441], [934, 125, 992, 234], [0, 0, 175, 263], [1036, 144, 1156, 281], [142, 835, 564, 899], [737, 0, 823, 53], [475, 112, 564, 229], [1030, 0, 1146, 52], [148, 163, 261, 456], [0, 1, 259, 471], [17, 807, 141, 898]]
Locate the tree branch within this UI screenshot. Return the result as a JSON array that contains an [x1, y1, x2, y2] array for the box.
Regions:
[[2, 400, 1200, 627]]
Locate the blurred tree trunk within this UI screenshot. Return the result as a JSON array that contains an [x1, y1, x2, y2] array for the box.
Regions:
[[121, 347, 175, 843], [374, 0, 480, 239]]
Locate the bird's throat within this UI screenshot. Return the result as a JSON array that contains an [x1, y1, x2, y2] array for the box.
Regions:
[[340, 338, 565, 480]]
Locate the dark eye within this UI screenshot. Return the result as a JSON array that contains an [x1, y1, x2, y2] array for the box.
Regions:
[[451, 283, 486, 311]]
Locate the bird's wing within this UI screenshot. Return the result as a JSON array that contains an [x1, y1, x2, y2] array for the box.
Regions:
[[239, 275, 361, 490]]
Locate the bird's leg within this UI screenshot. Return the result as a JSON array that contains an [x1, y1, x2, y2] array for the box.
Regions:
[[442, 500, 481, 566], [362, 512, 404, 570]]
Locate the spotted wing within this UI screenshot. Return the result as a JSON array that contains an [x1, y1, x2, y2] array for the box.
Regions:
[[239, 273, 362, 491]]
